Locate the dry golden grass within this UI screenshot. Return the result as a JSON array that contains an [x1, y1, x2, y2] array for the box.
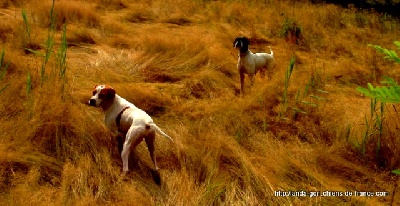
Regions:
[[0, 0, 400, 205], [0, 20, 14, 44]]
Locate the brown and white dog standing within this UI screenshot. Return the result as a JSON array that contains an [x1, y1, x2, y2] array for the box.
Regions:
[[233, 36, 274, 95], [88, 85, 173, 174]]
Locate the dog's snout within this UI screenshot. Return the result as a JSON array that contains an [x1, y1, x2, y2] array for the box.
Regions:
[[89, 99, 96, 106]]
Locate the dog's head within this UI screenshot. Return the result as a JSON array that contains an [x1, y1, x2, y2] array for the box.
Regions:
[[233, 36, 249, 53], [88, 85, 116, 110]]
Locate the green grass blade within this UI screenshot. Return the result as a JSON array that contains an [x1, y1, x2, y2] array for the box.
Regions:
[[24, 48, 45, 57], [21, 9, 31, 44], [292, 107, 307, 114], [316, 89, 329, 94], [300, 101, 318, 107], [310, 95, 326, 101]]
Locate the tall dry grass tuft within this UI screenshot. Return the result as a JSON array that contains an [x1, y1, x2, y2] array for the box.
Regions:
[[183, 69, 236, 99], [61, 154, 119, 205], [124, 4, 156, 24], [135, 33, 206, 60], [0, 68, 124, 205], [121, 32, 221, 86], [0, 20, 14, 44], [34, 1, 102, 29], [94, 0, 128, 10], [160, 127, 273, 205], [224, 2, 258, 27], [0, 0, 28, 8], [66, 25, 97, 46]]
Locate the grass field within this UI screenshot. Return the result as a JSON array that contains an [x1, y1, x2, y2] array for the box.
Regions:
[[0, 0, 400, 205]]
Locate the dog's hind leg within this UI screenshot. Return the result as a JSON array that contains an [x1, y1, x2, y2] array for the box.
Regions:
[[121, 126, 144, 173], [145, 132, 158, 171], [116, 132, 125, 155], [249, 73, 255, 86], [259, 68, 266, 79]]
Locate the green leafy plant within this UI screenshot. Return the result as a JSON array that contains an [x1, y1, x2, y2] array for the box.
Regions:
[[279, 57, 328, 119], [41, 0, 57, 83], [368, 41, 400, 63], [353, 98, 384, 156], [279, 56, 295, 118], [281, 17, 304, 45], [357, 76, 400, 103], [24, 0, 57, 83], [357, 41, 400, 102], [292, 68, 328, 118], [21, 10, 31, 45], [24, 0, 68, 91], [21, 9, 41, 53], [57, 22, 68, 98], [23, 0, 68, 120], [357, 41, 399, 171]]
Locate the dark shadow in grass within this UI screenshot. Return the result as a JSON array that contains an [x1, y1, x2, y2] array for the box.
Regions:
[[164, 17, 192, 26], [122, 167, 162, 186], [151, 169, 161, 185]]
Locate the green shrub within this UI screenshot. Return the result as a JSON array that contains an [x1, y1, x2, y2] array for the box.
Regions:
[[357, 41, 400, 170], [280, 17, 304, 45]]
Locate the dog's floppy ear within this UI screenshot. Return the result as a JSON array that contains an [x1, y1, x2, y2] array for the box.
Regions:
[[104, 86, 116, 99], [98, 85, 115, 100], [242, 37, 249, 45], [109, 88, 116, 99], [236, 36, 249, 53], [233, 37, 240, 47], [234, 36, 245, 47]]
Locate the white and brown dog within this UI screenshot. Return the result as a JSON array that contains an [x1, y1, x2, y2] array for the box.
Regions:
[[233, 36, 274, 94], [88, 85, 173, 174]]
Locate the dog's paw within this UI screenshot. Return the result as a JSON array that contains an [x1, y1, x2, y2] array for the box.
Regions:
[[120, 171, 129, 180]]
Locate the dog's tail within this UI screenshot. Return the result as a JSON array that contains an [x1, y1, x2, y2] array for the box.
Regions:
[[268, 46, 274, 56], [147, 122, 174, 142]]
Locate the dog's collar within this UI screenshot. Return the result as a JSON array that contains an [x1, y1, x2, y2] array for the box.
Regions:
[[239, 50, 250, 57], [116, 106, 130, 131]]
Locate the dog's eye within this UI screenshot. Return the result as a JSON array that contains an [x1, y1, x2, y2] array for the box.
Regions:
[[92, 91, 96, 96]]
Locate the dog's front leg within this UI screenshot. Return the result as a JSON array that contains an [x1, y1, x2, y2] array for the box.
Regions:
[[121, 126, 144, 174], [240, 72, 245, 95]]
